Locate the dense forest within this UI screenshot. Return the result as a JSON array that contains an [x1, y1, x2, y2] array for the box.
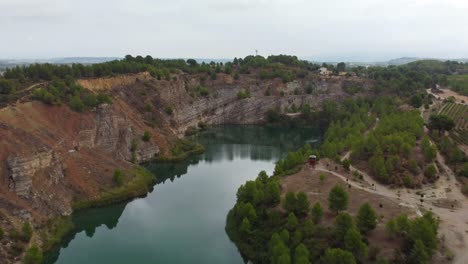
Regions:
[[226, 147, 440, 264]]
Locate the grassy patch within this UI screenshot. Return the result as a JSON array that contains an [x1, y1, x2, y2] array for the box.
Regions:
[[72, 166, 156, 210], [40, 216, 74, 251], [155, 140, 205, 162]]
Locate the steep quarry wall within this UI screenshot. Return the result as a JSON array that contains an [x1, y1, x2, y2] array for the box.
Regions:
[[7, 150, 64, 198], [140, 73, 372, 134]]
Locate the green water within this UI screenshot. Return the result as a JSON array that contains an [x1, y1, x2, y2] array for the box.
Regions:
[[45, 125, 321, 264]]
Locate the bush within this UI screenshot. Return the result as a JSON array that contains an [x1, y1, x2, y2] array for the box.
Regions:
[[22, 245, 43, 264], [144, 102, 153, 112], [196, 86, 209, 96], [69, 95, 84, 112], [165, 105, 173, 115], [83, 93, 97, 108], [424, 165, 437, 181], [142, 131, 151, 142], [0, 227, 3, 239], [237, 89, 250, 99], [113, 169, 124, 187], [21, 222, 33, 242]]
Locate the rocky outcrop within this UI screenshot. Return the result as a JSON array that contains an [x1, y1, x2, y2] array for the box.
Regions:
[[77, 104, 159, 162], [163, 77, 369, 134], [7, 150, 65, 198]]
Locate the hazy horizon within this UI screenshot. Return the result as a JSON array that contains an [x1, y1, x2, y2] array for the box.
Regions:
[[2, 0, 468, 61]]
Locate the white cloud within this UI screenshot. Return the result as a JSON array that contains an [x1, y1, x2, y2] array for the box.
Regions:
[[0, 0, 467, 60]]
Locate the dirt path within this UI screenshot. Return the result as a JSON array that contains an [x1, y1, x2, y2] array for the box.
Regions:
[[427, 88, 468, 105], [320, 151, 468, 263], [323, 110, 468, 263]]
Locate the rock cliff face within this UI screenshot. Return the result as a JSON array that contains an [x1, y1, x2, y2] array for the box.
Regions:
[[7, 150, 64, 198], [130, 73, 372, 134]]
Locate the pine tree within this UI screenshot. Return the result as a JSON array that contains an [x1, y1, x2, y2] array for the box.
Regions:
[[356, 203, 377, 234], [344, 228, 368, 259], [286, 213, 299, 231], [294, 243, 310, 264], [408, 240, 429, 264], [334, 213, 354, 244], [328, 185, 349, 213], [311, 202, 323, 224]]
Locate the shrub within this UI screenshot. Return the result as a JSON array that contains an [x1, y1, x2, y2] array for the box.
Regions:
[[23, 245, 43, 264], [0, 227, 3, 239], [237, 89, 250, 99], [142, 131, 151, 142], [21, 222, 33, 242], [165, 105, 173, 115], [196, 86, 209, 96], [113, 169, 124, 187], [83, 93, 97, 108], [69, 95, 84, 112], [144, 102, 153, 112], [424, 165, 437, 181]]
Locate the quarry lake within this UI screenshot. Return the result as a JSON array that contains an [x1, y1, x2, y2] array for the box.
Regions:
[[44, 125, 321, 264]]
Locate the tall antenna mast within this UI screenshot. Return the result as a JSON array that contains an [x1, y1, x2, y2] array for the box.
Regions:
[[255, 49, 258, 56]]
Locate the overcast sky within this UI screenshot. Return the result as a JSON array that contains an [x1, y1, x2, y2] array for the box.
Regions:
[[1, 0, 467, 61]]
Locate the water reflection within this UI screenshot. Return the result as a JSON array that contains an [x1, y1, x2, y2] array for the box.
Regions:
[[44, 203, 127, 264], [45, 125, 320, 264]]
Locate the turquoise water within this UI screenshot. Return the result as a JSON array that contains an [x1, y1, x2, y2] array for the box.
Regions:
[[45, 125, 320, 264]]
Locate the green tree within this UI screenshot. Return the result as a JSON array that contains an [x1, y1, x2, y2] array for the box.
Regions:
[[424, 165, 437, 181], [296, 192, 310, 216], [269, 233, 291, 264], [344, 228, 368, 259], [22, 245, 43, 264], [422, 137, 437, 161], [299, 219, 313, 237], [410, 94, 423, 108], [328, 185, 349, 213], [21, 222, 33, 242], [311, 202, 323, 224], [83, 93, 97, 107], [284, 192, 297, 214], [240, 217, 251, 236], [286, 213, 299, 231], [369, 151, 388, 182], [322, 248, 356, 264], [142, 131, 151, 142], [294, 243, 310, 264], [334, 213, 354, 243], [113, 169, 124, 187], [69, 95, 84, 112], [265, 180, 281, 206], [408, 240, 429, 264], [342, 159, 351, 171], [356, 203, 377, 234], [428, 114, 455, 134]]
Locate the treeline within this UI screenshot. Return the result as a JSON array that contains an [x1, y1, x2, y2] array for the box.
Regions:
[[29, 77, 111, 112], [367, 60, 468, 96], [352, 111, 425, 185], [1, 54, 317, 83]]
